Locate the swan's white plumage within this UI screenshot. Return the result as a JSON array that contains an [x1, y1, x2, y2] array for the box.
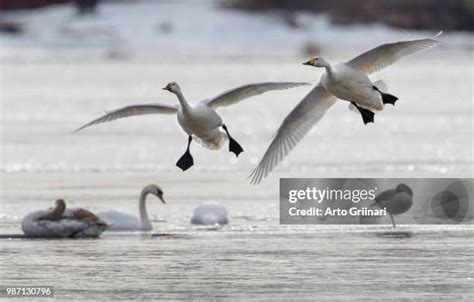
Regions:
[[98, 211, 142, 231], [176, 101, 224, 148], [191, 131, 226, 150], [372, 79, 388, 92], [347, 79, 388, 112], [97, 184, 164, 232], [191, 202, 229, 225], [206, 82, 309, 109], [75, 81, 307, 157], [347, 32, 442, 75], [250, 34, 441, 184], [250, 84, 336, 184], [74, 103, 177, 133], [321, 62, 385, 111]]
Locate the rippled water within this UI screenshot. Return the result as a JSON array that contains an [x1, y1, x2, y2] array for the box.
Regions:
[[1, 225, 473, 300], [1, 53, 473, 300]]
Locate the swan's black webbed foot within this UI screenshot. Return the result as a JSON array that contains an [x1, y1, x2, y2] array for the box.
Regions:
[[373, 86, 399, 106], [176, 136, 194, 171], [222, 124, 244, 157], [176, 152, 193, 171], [351, 102, 375, 125]]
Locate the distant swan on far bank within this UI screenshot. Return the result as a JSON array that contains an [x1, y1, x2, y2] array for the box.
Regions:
[[22, 199, 108, 238], [98, 184, 165, 231], [191, 202, 229, 225], [373, 183, 413, 227]]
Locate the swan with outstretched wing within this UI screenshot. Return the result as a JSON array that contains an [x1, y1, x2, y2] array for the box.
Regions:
[[250, 33, 442, 184], [75, 81, 308, 171]]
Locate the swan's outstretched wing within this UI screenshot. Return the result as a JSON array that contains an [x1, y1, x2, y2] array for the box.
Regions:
[[249, 84, 337, 184], [74, 103, 177, 133], [347, 32, 442, 75], [206, 82, 309, 109]]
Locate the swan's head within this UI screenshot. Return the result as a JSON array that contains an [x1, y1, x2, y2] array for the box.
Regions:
[[55, 199, 66, 209], [162, 81, 181, 94], [146, 184, 166, 204], [396, 184, 413, 197], [303, 57, 328, 68]]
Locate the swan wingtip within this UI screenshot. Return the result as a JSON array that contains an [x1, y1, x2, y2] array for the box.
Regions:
[[71, 127, 83, 134], [432, 30, 444, 43], [248, 171, 263, 185]]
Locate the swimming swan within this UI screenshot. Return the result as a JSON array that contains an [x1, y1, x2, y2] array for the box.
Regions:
[[98, 184, 165, 231], [372, 184, 413, 227], [250, 33, 442, 184], [190, 202, 229, 225], [21, 199, 108, 238], [75, 81, 308, 171]]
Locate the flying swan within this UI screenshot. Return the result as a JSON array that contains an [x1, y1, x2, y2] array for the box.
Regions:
[[372, 183, 413, 227], [75, 81, 307, 171], [250, 33, 442, 184], [98, 184, 165, 231], [22, 199, 108, 238]]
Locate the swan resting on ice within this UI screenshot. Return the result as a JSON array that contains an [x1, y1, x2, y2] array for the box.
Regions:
[[372, 183, 413, 227], [21, 199, 108, 238], [98, 184, 165, 231], [191, 202, 229, 225], [75, 81, 308, 171], [250, 33, 442, 184]]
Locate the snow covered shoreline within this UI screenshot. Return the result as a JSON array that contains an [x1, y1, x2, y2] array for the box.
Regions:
[[1, 0, 472, 62]]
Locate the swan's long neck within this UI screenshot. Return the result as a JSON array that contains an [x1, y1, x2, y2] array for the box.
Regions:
[[38, 201, 65, 221], [139, 188, 153, 231], [321, 59, 334, 75], [175, 90, 191, 111]]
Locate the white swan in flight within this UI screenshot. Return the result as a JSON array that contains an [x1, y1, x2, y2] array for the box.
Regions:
[[98, 184, 165, 231], [75, 81, 308, 171], [22, 199, 108, 238], [250, 33, 442, 184], [372, 184, 413, 227], [190, 202, 229, 225]]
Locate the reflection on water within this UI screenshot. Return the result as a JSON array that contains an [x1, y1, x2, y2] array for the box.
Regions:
[[375, 231, 413, 239]]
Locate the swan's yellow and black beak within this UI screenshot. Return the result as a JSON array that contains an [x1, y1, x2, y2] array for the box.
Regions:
[[303, 58, 317, 66], [162, 85, 170, 91]]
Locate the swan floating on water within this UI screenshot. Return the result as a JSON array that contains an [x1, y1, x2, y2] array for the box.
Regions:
[[373, 184, 413, 227], [190, 202, 229, 225], [98, 184, 165, 231], [250, 33, 442, 184], [21, 199, 108, 238], [75, 81, 307, 171]]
